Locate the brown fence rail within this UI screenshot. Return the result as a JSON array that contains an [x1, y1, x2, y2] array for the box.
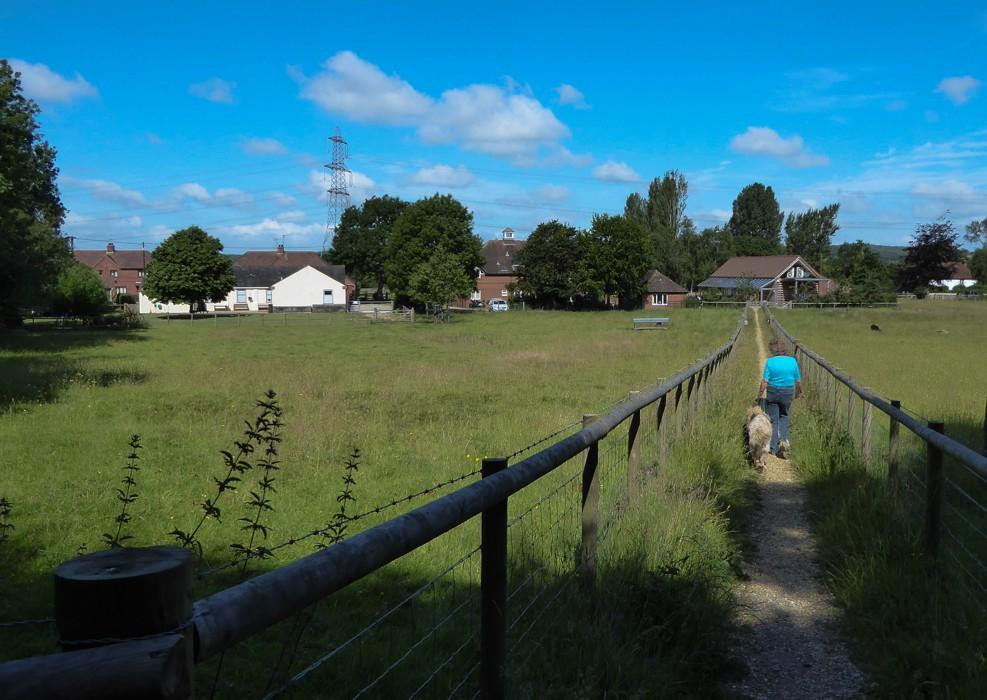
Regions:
[[0, 316, 747, 700], [763, 306, 987, 607]]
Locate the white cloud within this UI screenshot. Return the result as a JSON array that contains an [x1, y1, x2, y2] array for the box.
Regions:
[[275, 210, 306, 221], [8, 59, 98, 103], [62, 176, 147, 207], [170, 182, 253, 208], [593, 160, 641, 183], [173, 182, 211, 202], [730, 126, 830, 167], [936, 75, 981, 105], [295, 51, 571, 163], [294, 51, 431, 125], [213, 187, 253, 208], [554, 83, 589, 109], [189, 77, 236, 104], [227, 218, 323, 238], [271, 191, 298, 207], [911, 179, 977, 199], [243, 137, 287, 155], [410, 164, 475, 188]]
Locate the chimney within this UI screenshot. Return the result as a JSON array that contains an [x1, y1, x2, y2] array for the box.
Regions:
[[106, 242, 116, 254], [502, 227, 514, 240], [276, 243, 285, 255]]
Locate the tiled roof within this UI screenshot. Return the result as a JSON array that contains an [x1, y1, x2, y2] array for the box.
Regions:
[[946, 262, 973, 280], [707, 255, 803, 278], [645, 269, 687, 294], [482, 239, 526, 275], [233, 251, 346, 288], [74, 249, 150, 269]]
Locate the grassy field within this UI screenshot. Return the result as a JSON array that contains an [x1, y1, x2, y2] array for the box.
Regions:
[[768, 302, 987, 697], [1, 306, 760, 695]]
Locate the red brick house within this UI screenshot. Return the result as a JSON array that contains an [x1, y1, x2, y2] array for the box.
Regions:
[[642, 270, 688, 308], [73, 243, 149, 300], [473, 228, 525, 303], [699, 255, 834, 303]]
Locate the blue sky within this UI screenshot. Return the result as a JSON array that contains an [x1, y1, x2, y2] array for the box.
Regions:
[[2, 1, 985, 254]]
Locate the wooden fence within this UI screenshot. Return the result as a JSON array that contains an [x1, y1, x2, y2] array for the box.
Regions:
[[764, 306, 987, 569], [0, 317, 747, 699]]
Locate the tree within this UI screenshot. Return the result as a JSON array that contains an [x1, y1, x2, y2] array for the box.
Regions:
[[142, 226, 235, 311], [784, 203, 840, 272], [678, 225, 732, 291], [965, 218, 987, 248], [326, 195, 407, 299], [646, 171, 691, 280], [0, 59, 71, 325], [514, 220, 584, 308], [384, 194, 483, 308], [581, 214, 652, 309], [826, 240, 871, 282], [52, 263, 108, 319], [827, 241, 894, 302], [406, 246, 474, 310], [969, 247, 987, 287], [897, 218, 962, 292], [727, 183, 784, 256]]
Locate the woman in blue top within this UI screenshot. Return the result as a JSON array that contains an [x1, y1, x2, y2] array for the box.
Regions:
[[757, 338, 804, 458]]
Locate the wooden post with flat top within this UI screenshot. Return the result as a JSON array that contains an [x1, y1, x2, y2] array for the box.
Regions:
[[579, 414, 599, 584], [627, 392, 642, 503]]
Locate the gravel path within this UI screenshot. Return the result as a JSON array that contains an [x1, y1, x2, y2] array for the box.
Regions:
[[729, 310, 864, 699]]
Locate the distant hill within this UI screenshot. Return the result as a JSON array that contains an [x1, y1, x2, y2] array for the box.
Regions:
[[830, 243, 908, 263]]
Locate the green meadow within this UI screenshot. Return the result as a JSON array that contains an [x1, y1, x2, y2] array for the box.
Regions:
[[1, 307, 760, 697]]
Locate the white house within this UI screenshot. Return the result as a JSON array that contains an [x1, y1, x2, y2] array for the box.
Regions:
[[934, 262, 977, 290]]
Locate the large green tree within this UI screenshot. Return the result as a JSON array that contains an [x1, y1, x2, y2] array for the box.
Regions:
[[969, 247, 987, 287], [143, 226, 235, 311], [828, 241, 894, 302], [897, 218, 962, 292], [0, 59, 71, 325], [727, 183, 784, 256], [326, 195, 407, 299], [784, 203, 840, 272], [406, 245, 475, 310], [581, 214, 652, 309], [52, 262, 108, 319], [384, 194, 483, 307], [679, 226, 733, 291], [514, 220, 584, 308]]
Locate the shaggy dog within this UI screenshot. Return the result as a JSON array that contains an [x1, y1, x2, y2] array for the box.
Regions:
[[744, 404, 773, 471]]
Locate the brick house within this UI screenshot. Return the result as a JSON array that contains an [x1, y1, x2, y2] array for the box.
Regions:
[[642, 270, 688, 308], [473, 228, 525, 303], [73, 242, 149, 300], [699, 255, 834, 303]]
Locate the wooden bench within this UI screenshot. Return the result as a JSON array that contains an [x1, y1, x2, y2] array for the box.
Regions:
[[633, 317, 670, 330]]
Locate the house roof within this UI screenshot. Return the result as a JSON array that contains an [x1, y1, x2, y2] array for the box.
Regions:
[[699, 277, 776, 289], [645, 269, 687, 294], [74, 249, 150, 269], [233, 251, 346, 288], [707, 255, 807, 278], [946, 262, 973, 280], [481, 238, 526, 275]]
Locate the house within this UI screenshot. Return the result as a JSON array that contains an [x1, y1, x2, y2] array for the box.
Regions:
[[699, 255, 834, 303], [642, 270, 688, 308], [218, 245, 353, 311], [473, 228, 525, 303], [73, 242, 149, 300], [934, 262, 977, 290]]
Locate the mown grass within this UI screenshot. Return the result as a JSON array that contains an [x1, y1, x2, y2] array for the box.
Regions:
[[765, 305, 987, 697], [0, 307, 758, 696]]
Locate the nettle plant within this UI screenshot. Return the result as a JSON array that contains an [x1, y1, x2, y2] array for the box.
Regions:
[[103, 435, 142, 548]]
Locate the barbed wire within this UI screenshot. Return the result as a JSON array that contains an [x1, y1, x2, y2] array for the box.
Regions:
[[447, 661, 479, 700], [0, 617, 55, 629], [507, 419, 582, 460], [262, 544, 481, 699]]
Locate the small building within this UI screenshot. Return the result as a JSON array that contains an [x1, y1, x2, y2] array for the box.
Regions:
[[699, 255, 834, 303], [220, 245, 353, 311], [73, 242, 149, 300], [934, 262, 977, 290], [642, 270, 688, 308], [474, 228, 525, 303]]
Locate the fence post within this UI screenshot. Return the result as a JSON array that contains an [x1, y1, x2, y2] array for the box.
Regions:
[[888, 400, 901, 485], [579, 414, 599, 584], [861, 401, 873, 465], [627, 392, 642, 504], [654, 387, 667, 469], [925, 422, 945, 560], [673, 383, 684, 438], [52, 546, 194, 697], [480, 457, 509, 700], [846, 386, 854, 436], [982, 395, 987, 457]]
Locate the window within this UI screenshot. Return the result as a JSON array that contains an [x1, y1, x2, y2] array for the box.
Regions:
[[138, 270, 144, 277], [110, 270, 118, 278], [116, 286, 128, 295], [795, 267, 805, 278], [236, 289, 247, 303], [651, 293, 668, 306], [501, 289, 508, 297], [323, 290, 334, 304], [266, 290, 273, 303]]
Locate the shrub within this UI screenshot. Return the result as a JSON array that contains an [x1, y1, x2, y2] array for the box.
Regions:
[[52, 263, 109, 319]]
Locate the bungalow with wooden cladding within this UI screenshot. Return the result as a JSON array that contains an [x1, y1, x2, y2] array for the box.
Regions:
[[934, 262, 977, 290], [73, 242, 149, 300], [473, 227, 525, 303], [218, 245, 353, 311], [642, 270, 688, 307], [699, 255, 834, 303]]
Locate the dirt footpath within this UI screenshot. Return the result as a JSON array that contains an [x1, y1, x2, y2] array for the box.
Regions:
[[729, 309, 864, 699]]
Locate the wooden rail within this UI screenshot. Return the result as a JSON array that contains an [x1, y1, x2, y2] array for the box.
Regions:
[[0, 316, 746, 698]]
